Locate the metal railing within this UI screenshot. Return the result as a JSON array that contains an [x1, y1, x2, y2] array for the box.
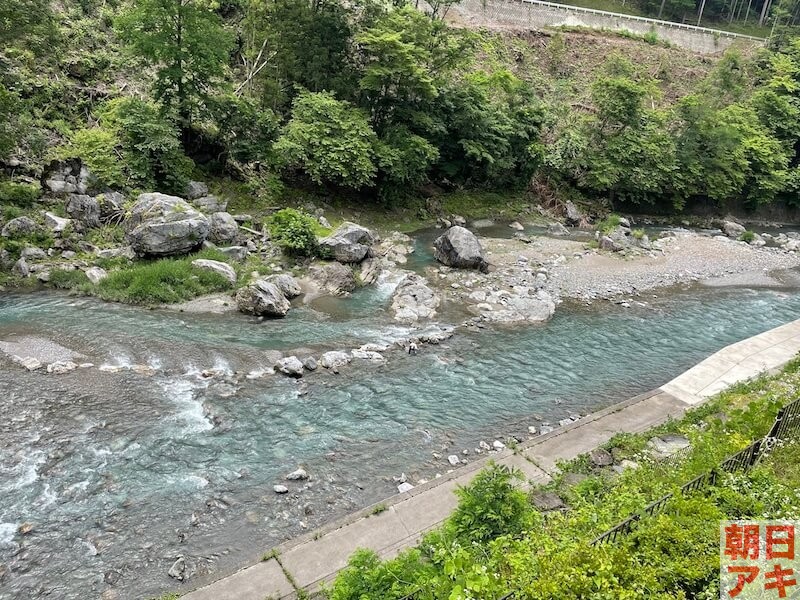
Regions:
[[591, 397, 800, 546], [397, 398, 800, 599], [512, 0, 768, 41]]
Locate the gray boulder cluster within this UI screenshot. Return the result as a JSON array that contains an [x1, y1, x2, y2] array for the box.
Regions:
[[235, 273, 302, 318], [596, 217, 651, 253], [1, 167, 252, 287], [433, 226, 488, 272], [127, 193, 210, 256], [318, 222, 375, 263]]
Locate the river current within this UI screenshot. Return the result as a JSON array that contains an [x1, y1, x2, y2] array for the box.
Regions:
[[1, 245, 800, 599]]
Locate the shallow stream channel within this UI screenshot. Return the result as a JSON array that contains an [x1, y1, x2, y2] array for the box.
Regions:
[[2, 229, 800, 599]]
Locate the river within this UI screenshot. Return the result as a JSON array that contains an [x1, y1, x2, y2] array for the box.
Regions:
[[1, 233, 799, 599]]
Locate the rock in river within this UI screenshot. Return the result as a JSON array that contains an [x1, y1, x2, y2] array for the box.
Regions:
[[722, 220, 746, 239], [236, 279, 291, 317], [306, 262, 356, 297], [319, 351, 352, 370], [433, 226, 488, 272], [126, 193, 210, 256], [286, 467, 309, 481], [266, 274, 302, 299], [276, 356, 304, 377], [318, 222, 375, 263], [390, 273, 440, 322]]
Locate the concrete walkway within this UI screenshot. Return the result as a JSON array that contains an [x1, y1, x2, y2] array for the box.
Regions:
[[182, 318, 800, 600]]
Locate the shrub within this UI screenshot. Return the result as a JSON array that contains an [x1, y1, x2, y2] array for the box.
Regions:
[[0, 230, 54, 260], [739, 230, 756, 243], [267, 208, 319, 257], [64, 98, 194, 193], [69, 128, 124, 188], [48, 268, 90, 290], [596, 213, 622, 234], [85, 256, 234, 304], [0, 181, 41, 206], [274, 91, 378, 189], [632, 228, 646, 240], [447, 463, 538, 545]]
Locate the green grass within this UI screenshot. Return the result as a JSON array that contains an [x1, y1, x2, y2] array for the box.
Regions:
[[370, 503, 388, 516], [440, 190, 533, 222], [596, 213, 622, 234], [48, 249, 236, 305], [739, 230, 756, 243]]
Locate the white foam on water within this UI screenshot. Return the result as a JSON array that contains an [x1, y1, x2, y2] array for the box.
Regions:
[[4, 451, 45, 491], [99, 352, 134, 371], [147, 356, 163, 370], [0, 523, 17, 548], [211, 356, 233, 376], [375, 269, 407, 299], [80, 539, 99, 557], [183, 474, 209, 489], [161, 377, 213, 433], [37, 483, 57, 508]]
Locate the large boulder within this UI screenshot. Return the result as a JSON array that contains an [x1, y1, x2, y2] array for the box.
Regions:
[[96, 192, 125, 223], [276, 356, 304, 377], [84, 266, 108, 284], [185, 181, 209, 200], [318, 222, 375, 263], [193, 195, 227, 213], [235, 279, 291, 317], [564, 201, 585, 226], [65, 194, 101, 230], [126, 193, 210, 257], [722, 220, 746, 239], [319, 351, 352, 370], [42, 159, 97, 195], [208, 212, 239, 244], [44, 212, 72, 234], [1, 216, 38, 238], [191, 259, 237, 284], [547, 222, 569, 236], [307, 262, 356, 296], [433, 226, 488, 272], [266, 274, 302, 298], [390, 274, 440, 322]]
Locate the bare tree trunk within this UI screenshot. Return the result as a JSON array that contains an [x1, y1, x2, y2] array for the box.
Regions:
[[658, 0, 668, 18], [697, 0, 708, 25], [744, 0, 753, 22], [759, 0, 772, 26]]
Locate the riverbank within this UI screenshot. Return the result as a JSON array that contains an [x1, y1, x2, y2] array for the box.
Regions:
[[180, 317, 800, 600], [2, 283, 800, 599]]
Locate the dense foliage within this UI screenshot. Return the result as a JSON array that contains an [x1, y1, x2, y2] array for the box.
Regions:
[[3, 0, 800, 215], [325, 359, 800, 600]]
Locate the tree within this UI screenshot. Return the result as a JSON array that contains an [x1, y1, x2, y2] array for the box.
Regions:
[[356, 6, 466, 134], [274, 90, 378, 189], [431, 71, 545, 187], [67, 98, 194, 193], [0, 0, 56, 49], [241, 0, 356, 110], [117, 0, 233, 129]]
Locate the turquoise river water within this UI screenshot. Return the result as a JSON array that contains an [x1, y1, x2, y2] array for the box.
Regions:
[[0, 256, 799, 599]]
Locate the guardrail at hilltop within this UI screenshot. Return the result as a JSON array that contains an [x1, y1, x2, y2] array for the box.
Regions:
[[455, 0, 767, 53]]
